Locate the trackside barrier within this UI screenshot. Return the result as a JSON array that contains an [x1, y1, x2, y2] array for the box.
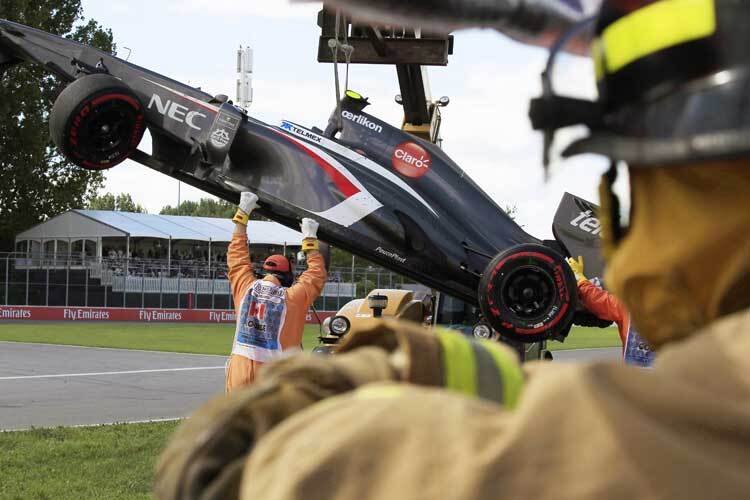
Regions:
[[111, 276, 232, 294], [0, 306, 335, 324]]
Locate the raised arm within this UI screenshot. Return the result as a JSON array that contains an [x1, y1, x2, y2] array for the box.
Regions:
[[287, 218, 328, 307], [567, 256, 628, 324], [227, 192, 260, 306]]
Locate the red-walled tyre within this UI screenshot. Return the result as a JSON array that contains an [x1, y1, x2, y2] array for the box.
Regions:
[[478, 243, 576, 343], [50, 74, 146, 170]]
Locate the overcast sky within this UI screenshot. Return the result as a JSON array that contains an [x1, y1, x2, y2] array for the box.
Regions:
[[81, 0, 620, 239]]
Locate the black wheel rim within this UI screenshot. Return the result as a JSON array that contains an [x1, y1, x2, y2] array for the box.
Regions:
[[500, 265, 554, 320], [77, 100, 137, 159]]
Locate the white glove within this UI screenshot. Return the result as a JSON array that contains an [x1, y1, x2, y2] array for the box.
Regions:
[[239, 192, 259, 214], [300, 218, 319, 239]]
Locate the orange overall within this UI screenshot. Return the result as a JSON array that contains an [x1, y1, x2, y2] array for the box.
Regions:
[[578, 280, 629, 346], [224, 233, 326, 392]]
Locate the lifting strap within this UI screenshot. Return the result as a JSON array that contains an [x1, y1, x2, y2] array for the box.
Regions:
[[328, 10, 355, 136]]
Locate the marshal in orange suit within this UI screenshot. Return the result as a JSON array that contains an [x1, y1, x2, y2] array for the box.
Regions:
[[225, 192, 327, 391]]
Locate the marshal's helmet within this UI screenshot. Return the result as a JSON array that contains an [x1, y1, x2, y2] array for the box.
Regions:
[[262, 254, 294, 287]]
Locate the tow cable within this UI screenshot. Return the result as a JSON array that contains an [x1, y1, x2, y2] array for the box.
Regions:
[[328, 10, 354, 136]]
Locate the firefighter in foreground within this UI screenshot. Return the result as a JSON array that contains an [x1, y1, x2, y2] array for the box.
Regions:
[[225, 192, 327, 391], [568, 256, 654, 367], [156, 1, 750, 498]]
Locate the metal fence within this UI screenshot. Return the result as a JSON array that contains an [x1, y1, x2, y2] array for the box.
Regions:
[[0, 252, 414, 311]]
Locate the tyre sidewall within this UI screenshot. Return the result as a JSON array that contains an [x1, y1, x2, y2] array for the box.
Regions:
[[50, 74, 145, 170], [478, 244, 576, 343]]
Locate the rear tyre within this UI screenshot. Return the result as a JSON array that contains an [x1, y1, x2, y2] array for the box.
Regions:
[[478, 243, 576, 343], [50, 74, 146, 170]]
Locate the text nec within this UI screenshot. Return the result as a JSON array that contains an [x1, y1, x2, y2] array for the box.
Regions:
[[570, 210, 601, 235], [148, 94, 206, 131]]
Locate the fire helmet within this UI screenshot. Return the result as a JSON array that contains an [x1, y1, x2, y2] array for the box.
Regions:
[[532, 0, 750, 167]]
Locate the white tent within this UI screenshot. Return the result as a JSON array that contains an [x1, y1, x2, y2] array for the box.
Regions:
[[15, 209, 304, 263]]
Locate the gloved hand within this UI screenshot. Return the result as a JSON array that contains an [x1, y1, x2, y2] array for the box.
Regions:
[[567, 256, 587, 283], [300, 218, 319, 239], [233, 192, 259, 226], [239, 192, 259, 215]]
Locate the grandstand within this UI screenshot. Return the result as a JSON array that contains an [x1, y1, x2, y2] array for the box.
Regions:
[[6, 211, 306, 310]]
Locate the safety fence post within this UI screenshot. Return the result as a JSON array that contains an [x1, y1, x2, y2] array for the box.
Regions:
[[211, 271, 216, 310], [141, 261, 145, 309], [85, 266, 89, 307], [159, 268, 163, 308], [177, 263, 181, 309], [45, 264, 50, 306], [24, 256, 30, 306], [4, 255, 8, 305], [122, 257, 127, 308], [65, 255, 70, 307]]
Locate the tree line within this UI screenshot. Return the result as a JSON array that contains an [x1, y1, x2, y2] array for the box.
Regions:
[[0, 0, 114, 251], [87, 193, 238, 218]]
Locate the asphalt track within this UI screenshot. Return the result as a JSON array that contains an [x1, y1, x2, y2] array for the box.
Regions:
[[0, 341, 620, 431], [553, 347, 621, 363], [0, 342, 225, 431]]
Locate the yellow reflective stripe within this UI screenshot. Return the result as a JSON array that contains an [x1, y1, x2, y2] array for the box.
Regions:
[[437, 330, 477, 396], [478, 340, 524, 409], [591, 38, 605, 82], [601, 0, 716, 75], [355, 384, 405, 400]]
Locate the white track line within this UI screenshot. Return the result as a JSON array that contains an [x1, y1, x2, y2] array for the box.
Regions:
[[552, 347, 621, 353], [0, 340, 228, 358], [0, 366, 225, 381], [1, 417, 186, 433]]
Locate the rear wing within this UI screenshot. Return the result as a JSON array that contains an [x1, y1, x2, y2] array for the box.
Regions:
[[552, 192, 605, 280]]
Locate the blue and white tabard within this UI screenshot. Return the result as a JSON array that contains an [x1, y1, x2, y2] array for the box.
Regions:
[[623, 325, 655, 368], [232, 280, 288, 362]]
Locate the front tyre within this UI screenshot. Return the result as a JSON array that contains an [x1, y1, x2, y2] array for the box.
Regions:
[[478, 243, 576, 343], [50, 74, 146, 170]]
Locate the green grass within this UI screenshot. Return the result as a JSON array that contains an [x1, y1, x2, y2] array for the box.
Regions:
[[0, 421, 179, 500], [0, 322, 620, 354], [0, 322, 323, 354], [549, 326, 622, 351]]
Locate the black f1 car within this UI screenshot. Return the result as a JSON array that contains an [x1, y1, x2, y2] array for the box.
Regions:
[[0, 19, 605, 343]]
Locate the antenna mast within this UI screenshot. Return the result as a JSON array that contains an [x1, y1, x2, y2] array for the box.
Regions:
[[236, 45, 253, 109]]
